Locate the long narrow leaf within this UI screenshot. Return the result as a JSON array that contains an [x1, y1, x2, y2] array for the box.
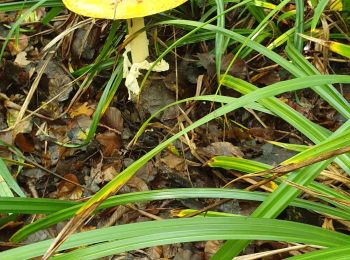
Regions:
[[288, 245, 350, 260], [156, 21, 350, 119], [76, 74, 350, 219], [221, 75, 350, 174], [9, 187, 350, 242], [2, 217, 349, 260], [311, 0, 330, 31], [0, 159, 25, 197]]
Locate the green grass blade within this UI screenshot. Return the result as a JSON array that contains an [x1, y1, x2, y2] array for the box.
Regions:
[[222, 75, 350, 174], [0, 159, 25, 197], [282, 128, 350, 164], [0, 0, 63, 12], [285, 42, 350, 118], [0, 0, 50, 61], [311, 0, 330, 31], [149, 20, 350, 119], [77, 74, 350, 218], [268, 141, 309, 152], [10, 186, 350, 242], [294, 0, 304, 51], [0, 197, 76, 214], [214, 117, 350, 258], [2, 217, 349, 260], [0, 175, 13, 197], [60, 60, 123, 147], [288, 245, 350, 260], [214, 0, 225, 79], [209, 156, 350, 209], [213, 160, 333, 259]]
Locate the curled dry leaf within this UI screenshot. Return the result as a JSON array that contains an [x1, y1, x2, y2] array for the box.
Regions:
[[146, 246, 163, 259], [322, 218, 335, 231], [57, 173, 82, 200], [37, 61, 73, 102], [14, 52, 31, 66], [7, 34, 29, 56], [0, 61, 29, 92]]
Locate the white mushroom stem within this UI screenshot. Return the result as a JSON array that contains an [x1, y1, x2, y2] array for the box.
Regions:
[[127, 17, 149, 63]]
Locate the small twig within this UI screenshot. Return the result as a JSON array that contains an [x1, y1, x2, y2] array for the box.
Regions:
[[184, 146, 350, 217], [283, 179, 350, 208], [182, 198, 232, 218], [22, 157, 87, 190], [126, 204, 163, 220], [238, 145, 350, 191]]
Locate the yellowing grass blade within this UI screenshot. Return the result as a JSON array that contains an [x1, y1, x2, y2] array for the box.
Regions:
[[300, 34, 350, 58], [329, 0, 343, 11]]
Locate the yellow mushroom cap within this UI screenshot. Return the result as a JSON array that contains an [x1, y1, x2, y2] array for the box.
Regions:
[[62, 0, 189, 19]]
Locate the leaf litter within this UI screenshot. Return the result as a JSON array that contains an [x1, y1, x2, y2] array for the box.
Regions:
[[0, 2, 350, 259]]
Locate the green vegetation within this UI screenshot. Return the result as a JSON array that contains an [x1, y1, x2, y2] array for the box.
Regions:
[[0, 0, 350, 259]]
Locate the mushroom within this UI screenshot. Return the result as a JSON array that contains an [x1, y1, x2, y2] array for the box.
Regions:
[[62, 0, 189, 98]]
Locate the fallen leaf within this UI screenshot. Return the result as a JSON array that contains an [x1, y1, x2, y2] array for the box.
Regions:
[[221, 53, 247, 79], [127, 176, 149, 191], [248, 127, 275, 141], [161, 153, 185, 172], [14, 51, 31, 66], [204, 240, 222, 260], [251, 70, 280, 85], [7, 34, 29, 56], [96, 132, 121, 157], [197, 142, 244, 159], [14, 133, 35, 153], [91, 165, 118, 185], [57, 173, 82, 200], [322, 218, 334, 231], [69, 102, 95, 118], [103, 107, 123, 132]]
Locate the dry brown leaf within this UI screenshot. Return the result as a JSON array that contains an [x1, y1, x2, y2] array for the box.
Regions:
[[252, 70, 280, 85], [69, 102, 95, 118], [204, 240, 222, 260], [127, 176, 149, 191], [198, 142, 244, 159], [103, 107, 123, 132], [161, 153, 186, 172], [57, 174, 82, 200], [146, 246, 163, 259], [14, 51, 31, 66], [14, 133, 35, 153], [96, 132, 121, 157], [7, 34, 29, 56], [322, 217, 335, 231], [91, 165, 118, 185]]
